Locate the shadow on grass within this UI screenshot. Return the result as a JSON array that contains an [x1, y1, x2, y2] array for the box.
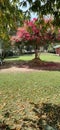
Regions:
[[0, 60, 27, 69], [0, 103, 60, 130]]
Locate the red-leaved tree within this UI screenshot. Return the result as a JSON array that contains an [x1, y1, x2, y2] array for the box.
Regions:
[[11, 18, 58, 60]]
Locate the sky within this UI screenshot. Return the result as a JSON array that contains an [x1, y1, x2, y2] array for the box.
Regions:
[[20, 0, 37, 19], [20, 0, 52, 20]]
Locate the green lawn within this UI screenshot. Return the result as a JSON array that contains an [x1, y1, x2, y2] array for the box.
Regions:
[[0, 53, 60, 129], [0, 71, 60, 129], [0, 71, 60, 105], [4, 53, 60, 62]]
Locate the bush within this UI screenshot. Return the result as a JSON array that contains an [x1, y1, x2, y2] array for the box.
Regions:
[[48, 44, 56, 53], [4, 50, 13, 57]]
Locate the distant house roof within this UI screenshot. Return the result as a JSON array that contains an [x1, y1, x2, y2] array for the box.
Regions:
[[54, 45, 60, 49]]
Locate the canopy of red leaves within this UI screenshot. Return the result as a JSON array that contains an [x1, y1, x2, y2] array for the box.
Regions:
[[10, 18, 60, 45]]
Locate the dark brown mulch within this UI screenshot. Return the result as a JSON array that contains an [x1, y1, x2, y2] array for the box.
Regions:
[[28, 58, 60, 71], [0, 59, 60, 71]]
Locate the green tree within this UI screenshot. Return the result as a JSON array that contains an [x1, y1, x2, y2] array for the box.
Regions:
[[0, 0, 24, 40], [0, 0, 60, 40], [21, 0, 60, 27]]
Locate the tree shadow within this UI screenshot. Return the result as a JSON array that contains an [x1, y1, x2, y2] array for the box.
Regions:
[[0, 60, 28, 70], [30, 102, 60, 130], [0, 102, 60, 130], [20, 102, 60, 130]]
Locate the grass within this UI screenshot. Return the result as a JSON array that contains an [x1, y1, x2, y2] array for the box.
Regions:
[[0, 53, 60, 129], [0, 71, 60, 105], [0, 71, 60, 129], [4, 53, 60, 62], [41, 53, 60, 62]]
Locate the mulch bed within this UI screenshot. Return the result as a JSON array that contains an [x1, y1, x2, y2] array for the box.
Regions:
[[0, 59, 60, 71]]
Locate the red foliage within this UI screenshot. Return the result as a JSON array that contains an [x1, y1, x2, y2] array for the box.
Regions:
[[10, 18, 60, 45]]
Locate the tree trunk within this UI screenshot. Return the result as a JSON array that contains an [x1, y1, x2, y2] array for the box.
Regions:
[[35, 44, 39, 59]]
